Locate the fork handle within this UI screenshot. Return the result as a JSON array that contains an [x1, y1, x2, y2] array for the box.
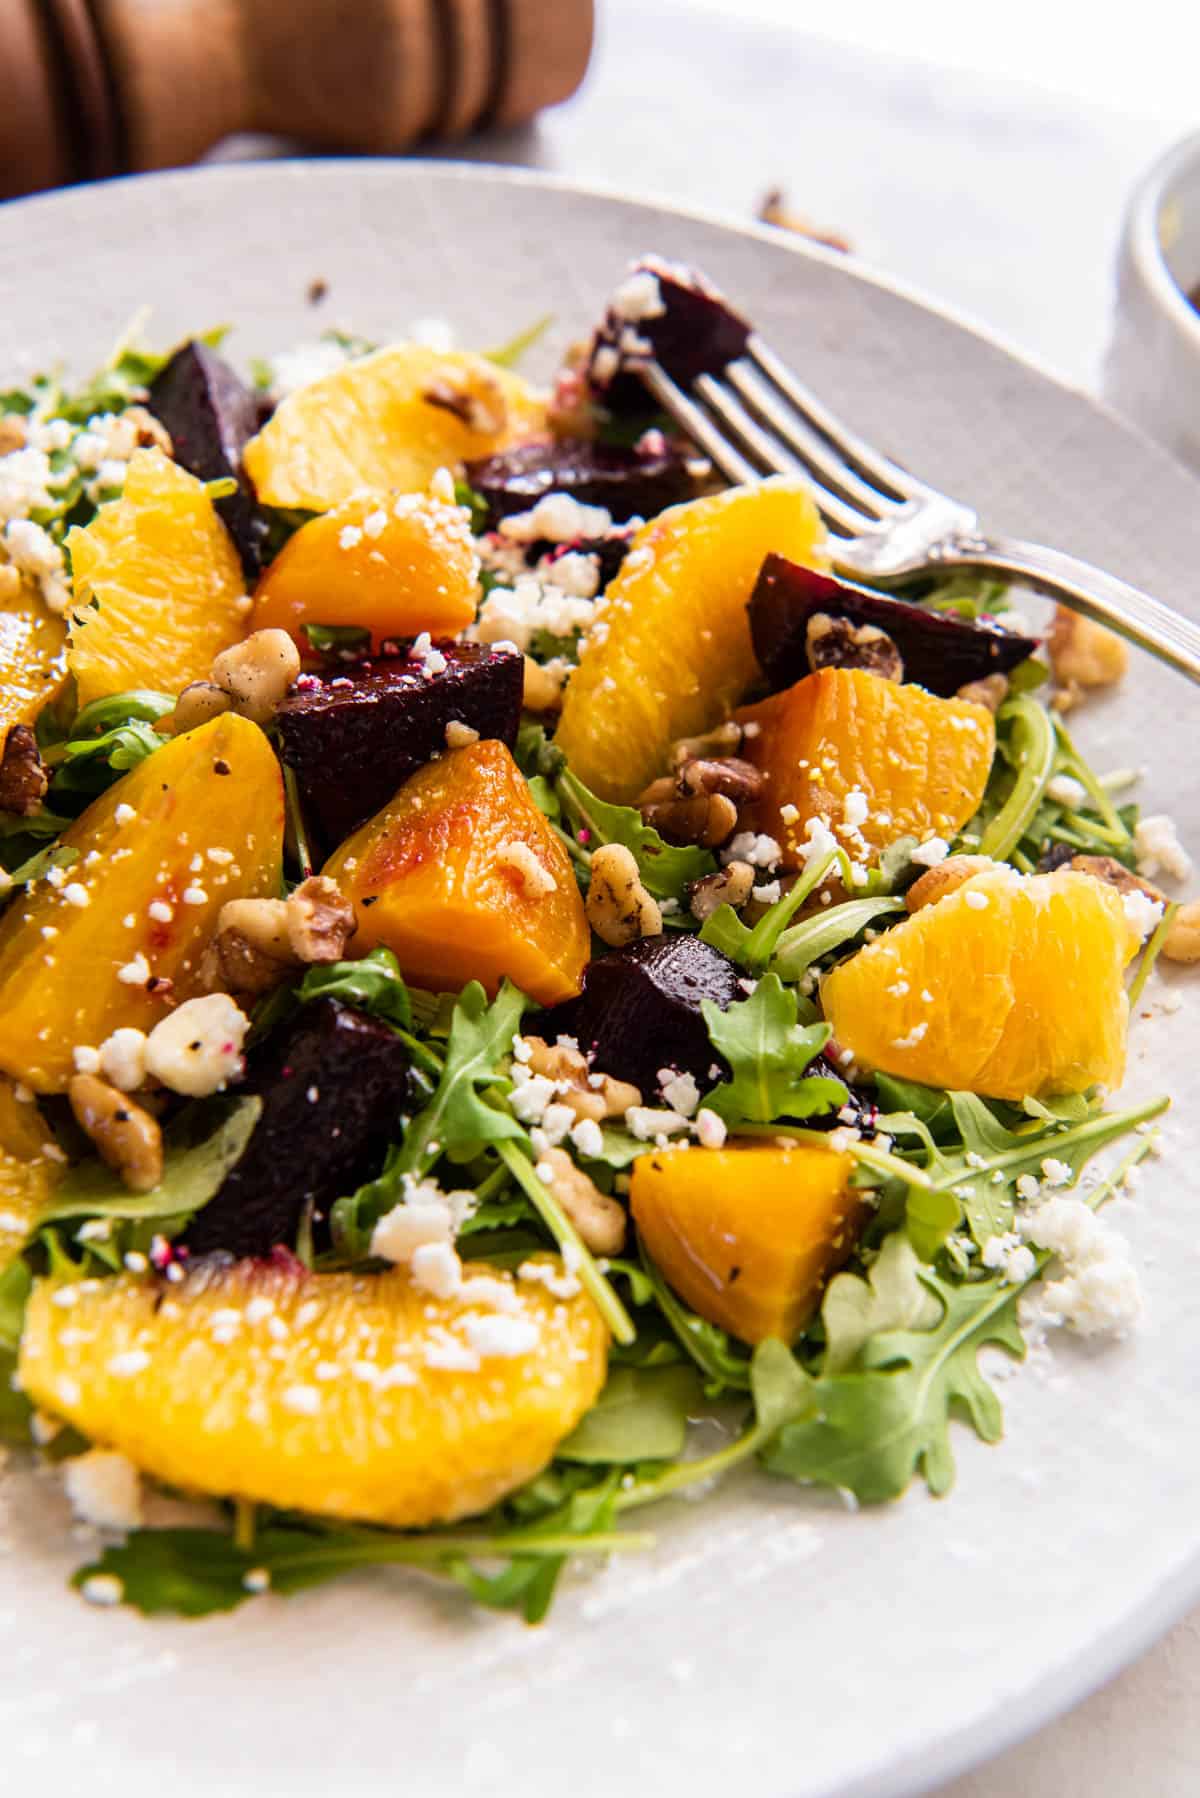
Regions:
[[931, 535, 1200, 685]]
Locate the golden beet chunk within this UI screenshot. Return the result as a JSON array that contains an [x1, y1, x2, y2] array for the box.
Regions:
[[66, 449, 247, 708], [323, 738, 589, 1006], [821, 867, 1140, 1099], [0, 579, 67, 732], [19, 1255, 608, 1528], [0, 1077, 61, 1273], [243, 345, 548, 511], [735, 667, 995, 865], [0, 713, 283, 1092], [555, 479, 828, 803], [631, 1143, 866, 1344], [253, 487, 480, 653]]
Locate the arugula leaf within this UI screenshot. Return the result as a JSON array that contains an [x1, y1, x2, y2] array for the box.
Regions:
[[297, 947, 412, 1029], [558, 1364, 703, 1464], [976, 694, 1057, 861], [701, 975, 843, 1125], [0, 1261, 33, 1444], [637, 1244, 752, 1393], [392, 981, 527, 1177], [556, 767, 713, 902], [41, 1099, 260, 1227], [820, 1232, 941, 1375], [73, 1511, 649, 1622], [453, 480, 489, 533], [769, 896, 905, 981], [484, 313, 553, 370], [763, 1261, 1025, 1502]]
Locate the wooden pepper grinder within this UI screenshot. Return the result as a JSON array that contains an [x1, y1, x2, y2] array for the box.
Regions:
[[1, 0, 594, 201]]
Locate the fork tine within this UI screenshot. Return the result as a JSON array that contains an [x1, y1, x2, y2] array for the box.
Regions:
[[723, 361, 898, 520], [691, 373, 879, 535], [747, 335, 928, 502], [638, 363, 756, 484]]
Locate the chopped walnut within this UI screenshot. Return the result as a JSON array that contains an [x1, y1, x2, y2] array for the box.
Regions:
[[586, 843, 661, 946], [536, 1145, 627, 1255], [957, 672, 1009, 712], [1047, 606, 1128, 695], [167, 681, 233, 735], [285, 875, 357, 963], [1069, 854, 1164, 905], [0, 725, 48, 816], [806, 613, 903, 681], [68, 1074, 163, 1194], [522, 655, 568, 712], [639, 791, 738, 849], [637, 753, 755, 847], [210, 629, 302, 726], [906, 854, 997, 912], [120, 405, 173, 457], [688, 860, 755, 921], [522, 1036, 642, 1123], [0, 415, 27, 455], [1163, 901, 1200, 964]]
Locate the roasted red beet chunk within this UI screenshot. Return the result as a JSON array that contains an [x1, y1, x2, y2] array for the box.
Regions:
[[274, 643, 524, 859], [587, 258, 752, 415], [148, 341, 269, 575], [464, 438, 692, 527], [539, 933, 743, 1098], [182, 1000, 411, 1260], [748, 554, 1039, 698]]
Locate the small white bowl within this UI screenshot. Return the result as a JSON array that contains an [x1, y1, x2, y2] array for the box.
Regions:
[[1105, 130, 1200, 471]]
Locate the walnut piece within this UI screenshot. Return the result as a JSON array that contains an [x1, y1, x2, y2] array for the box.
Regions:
[[906, 854, 997, 913], [68, 1074, 163, 1194], [639, 790, 738, 849], [0, 724, 48, 816], [688, 860, 755, 921], [210, 629, 302, 727], [537, 1145, 627, 1255], [422, 364, 508, 435], [806, 612, 904, 681], [668, 720, 745, 768], [957, 672, 1009, 712], [1047, 606, 1128, 693], [522, 655, 568, 713], [167, 681, 232, 735], [285, 875, 357, 963], [522, 1035, 641, 1123], [1069, 853, 1164, 905], [1163, 901, 1200, 964], [585, 843, 661, 946]]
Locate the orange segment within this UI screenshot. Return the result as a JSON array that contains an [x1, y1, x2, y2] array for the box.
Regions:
[[0, 579, 67, 732], [555, 479, 828, 803], [735, 668, 995, 865], [19, 1255, 608, 1527], [243, 345, 548, 511], [324, 738, 589, 1006], [821, 867, 1139, 1099], [0, 1077, 61, 1273], [631, 1144, 865, 1344], [65, 448, 247, 708], [253, 487, 480, 653], [0, 713, 283, 1092]]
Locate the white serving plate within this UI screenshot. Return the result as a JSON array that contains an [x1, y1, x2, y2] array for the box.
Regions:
[[1, 160, 1199, 1798]]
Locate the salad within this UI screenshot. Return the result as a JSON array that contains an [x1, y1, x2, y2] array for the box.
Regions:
[[0, 259, 1193, 1623]]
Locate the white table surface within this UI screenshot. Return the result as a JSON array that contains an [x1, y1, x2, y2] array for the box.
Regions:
[[222, 6, 1198, 1790]]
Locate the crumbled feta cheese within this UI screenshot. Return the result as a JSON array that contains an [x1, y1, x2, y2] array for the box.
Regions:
[[144, 993, 249, 1096], [1046, 773, 1087, 810], [1121, 888, 1164, 942], [964, 890, 989, 910], [843, 788, 869, 831], [1015, 1173, 1040, 1201], [1018, 1194, 1142, 1337], [410, 1241, 464, 1300], [461, 1313, 540, 1359], [63, 1449, 144, 1531], [72, 1045, 101, 1075], [362, 508, 389, 541], [281, 1384, 321, 1416], [909, 837, 950, 868], [371, 1197, 454, 1263], [693, 1108, 727, 1148], [148, 899, 173, 923], [97, 1026, 149, 1093], [80, 1574, 125, 1607], [181, 885, 208, 906], [892, 1022, 928, 1049], [569, 1116, 605, 1158], [723, 831, 781, 870], [508, 1072, 560, 1126], [981, 1232, 1037, 1284], [625, 1105, 691, 1141], [611, 270, 666, 322], [117, 953, 151, 985], [338, 524, 363, 550], [498, 492, 613, 545], [242, 1567, 271, 1594], [423, 1333, 481, 1373], [659, 1070, 701, 1117], [518, 1259, 582, 1299], [3, 517, 70, 612], [473, 570, 596, 654], [1135, 813, 1191, 882], [268, 339, 349, 396], [753, 881, 782, 905], [62, 882, 89, 909], [546, 551, 601, 598], [113, 803, 136, 826]]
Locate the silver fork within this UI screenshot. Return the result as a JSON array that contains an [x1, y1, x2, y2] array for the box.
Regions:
[[640, 339, 1200, 683]]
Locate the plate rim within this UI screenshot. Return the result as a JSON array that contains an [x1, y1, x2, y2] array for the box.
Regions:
[[2, 153, 1199, 1798]]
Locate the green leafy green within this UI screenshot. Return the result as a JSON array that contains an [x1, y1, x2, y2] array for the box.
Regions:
[[558, 1364, 703, 1464], [394, 981, 527, 1177], [763, 1259, 1025, 1502], [301, 623, 371, 657], [701, 975, 843, 1125], [297, 947, 412, 1030], [769, 896, 906, 981], [977, 694, 1057, 861], [821, 1232, 941, 1375], [637, 1245, 752, 1393], [453, 480, 489, 533], [484, 314, 553, 370], [41, 1099, 261, 1228], [556, 767, 714, 902]]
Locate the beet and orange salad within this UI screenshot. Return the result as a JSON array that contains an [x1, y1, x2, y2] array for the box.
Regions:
[[0, 261, 1191, 1620]]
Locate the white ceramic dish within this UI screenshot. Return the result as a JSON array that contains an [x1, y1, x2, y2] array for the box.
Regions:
[[1105, 129, 1200, 471], [2, 160, 1200, 1798]]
